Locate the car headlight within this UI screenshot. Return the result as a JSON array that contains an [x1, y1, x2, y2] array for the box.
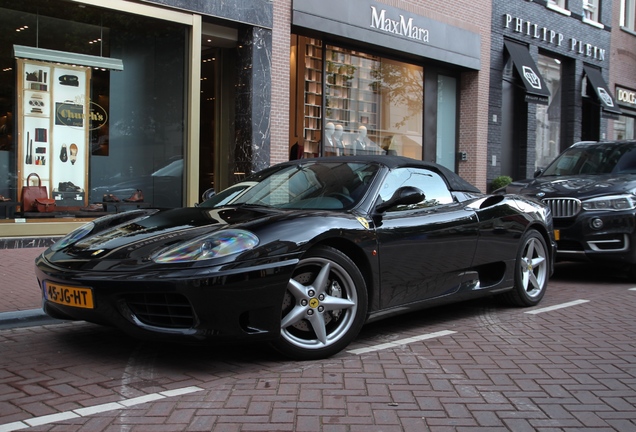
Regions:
[[581, 195, 636, 211], [152, 229, 259, 263], [50, 211, 155, 252], [50, 222, 96, 251]]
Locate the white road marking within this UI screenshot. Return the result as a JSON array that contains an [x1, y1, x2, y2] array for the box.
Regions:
[[524, 299, 590, 315], [629, 288, 636, 291], [348, 330, 456, 355], [0, 386, 203, 432]]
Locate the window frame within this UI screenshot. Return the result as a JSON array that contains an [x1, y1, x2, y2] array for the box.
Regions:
[[546, 0, 572, 16], [621, 0, 636, 32], [378, 167, 453, 213], [582, 0, 604, 28]]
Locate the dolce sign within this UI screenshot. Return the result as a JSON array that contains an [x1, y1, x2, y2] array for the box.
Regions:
[[616, 87, 636, 108], [504, 14, 606, 61], [370, 6, 429, 43]]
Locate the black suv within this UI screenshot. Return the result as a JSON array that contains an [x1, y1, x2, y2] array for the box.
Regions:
[[500, 140, 636, 275]]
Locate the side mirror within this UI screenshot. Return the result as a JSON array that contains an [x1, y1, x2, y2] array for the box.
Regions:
[[534, 168, 544, 178], [201, 188, 215, 202], [375, 186, 425, 214]]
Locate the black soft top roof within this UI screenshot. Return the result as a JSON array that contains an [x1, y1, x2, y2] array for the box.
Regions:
[[289, 155, 482, 194]]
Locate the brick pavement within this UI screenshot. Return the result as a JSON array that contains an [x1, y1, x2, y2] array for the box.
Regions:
[[0, 247, 46, 313], [0, 263, 635, 431]]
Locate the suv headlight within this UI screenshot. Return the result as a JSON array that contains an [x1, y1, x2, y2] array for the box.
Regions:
[[581, 195, 636, 211]]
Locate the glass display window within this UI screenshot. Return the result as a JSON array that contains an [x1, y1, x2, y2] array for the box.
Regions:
[[614, 116, 635, 140], [0, 1, 187, 216], [296, 37, 424, 161], [535, 54, 563, 170], [324, 46, 424, 159]]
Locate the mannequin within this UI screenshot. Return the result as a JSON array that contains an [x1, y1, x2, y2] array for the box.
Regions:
[[324, 122, 337, 156], [354, 126, 368, 155], [334, 124, 344, 154]]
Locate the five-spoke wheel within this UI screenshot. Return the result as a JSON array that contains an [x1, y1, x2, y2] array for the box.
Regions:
[[272, 245, 367, 360], [502, 229, 549, 306]]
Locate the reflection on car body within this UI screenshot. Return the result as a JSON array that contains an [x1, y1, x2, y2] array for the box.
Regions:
[[36, 156, 555, 360]]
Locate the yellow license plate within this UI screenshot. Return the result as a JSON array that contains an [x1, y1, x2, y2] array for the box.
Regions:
[[44, 282, 94, 309], [554, 229, 560, 241]]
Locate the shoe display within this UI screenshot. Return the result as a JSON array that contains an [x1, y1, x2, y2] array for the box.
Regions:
[[102, 194, 120, 202], [58, 181, 82, 192], [69, 144, 78, 165], [80, 203, 104, 212], [60, 144, 68, 163], [123, 189, 144, 202]]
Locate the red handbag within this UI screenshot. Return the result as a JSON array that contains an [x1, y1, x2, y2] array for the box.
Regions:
[[35, 198, 56, 213], [21, 173, 49, 212]]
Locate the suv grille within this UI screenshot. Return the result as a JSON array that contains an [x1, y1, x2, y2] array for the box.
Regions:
[[125, 293, 195, 328], [543, 198, 581, 218]]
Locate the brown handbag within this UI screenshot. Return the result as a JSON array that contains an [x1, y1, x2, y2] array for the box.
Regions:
[[35, 198, 56, 213], [21, 173, 49, 212]]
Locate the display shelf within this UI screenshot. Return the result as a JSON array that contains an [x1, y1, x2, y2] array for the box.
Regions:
[[302, 38, 323, 157], [324, 46, 380, 135]]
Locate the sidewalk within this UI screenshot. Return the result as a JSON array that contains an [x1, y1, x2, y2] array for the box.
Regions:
[[0, 247, 49, 326]]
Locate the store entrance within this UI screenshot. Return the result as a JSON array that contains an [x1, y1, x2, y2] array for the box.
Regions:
[[198, 26, 238, 201], [581, 98, 600, 141], [198, 44, 218, 201], [501, 80, 527, 180]]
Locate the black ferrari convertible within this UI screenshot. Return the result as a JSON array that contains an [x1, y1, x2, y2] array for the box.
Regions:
[[35, 156, 555, 360]]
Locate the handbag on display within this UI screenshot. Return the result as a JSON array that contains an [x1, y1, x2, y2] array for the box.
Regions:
[[35, 198, 56, 213], [21, 173, 49, 212]]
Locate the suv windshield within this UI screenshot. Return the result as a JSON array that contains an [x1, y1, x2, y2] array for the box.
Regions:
[[200, 162, 380, 210], [542, 144, 636, 176]]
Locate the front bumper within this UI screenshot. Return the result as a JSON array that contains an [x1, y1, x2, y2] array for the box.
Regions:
[[35, 253, 299, 343], [553, 209, 636, 264]]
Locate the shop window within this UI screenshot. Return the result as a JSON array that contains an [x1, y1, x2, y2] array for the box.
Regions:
[[535, 54, 562, 170], [323, 46, 423, 159], [0, 2, 187, 215], [614, 116, 636, 140], [621, 0, 636, 31]]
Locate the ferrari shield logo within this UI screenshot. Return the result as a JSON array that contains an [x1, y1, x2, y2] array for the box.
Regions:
[[356, 217, 370, 230]]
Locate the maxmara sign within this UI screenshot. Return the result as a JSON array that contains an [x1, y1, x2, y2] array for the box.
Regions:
[[504, 14, 606, 62], [292, 0, 481, 70], [370, 6, 429, 43]]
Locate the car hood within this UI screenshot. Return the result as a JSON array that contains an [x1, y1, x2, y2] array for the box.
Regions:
[[45, 206, 326, 268], [505, 174, 636, 199]]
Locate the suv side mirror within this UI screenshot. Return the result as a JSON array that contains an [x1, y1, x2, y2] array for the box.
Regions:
[[534, 168, 544, 178]]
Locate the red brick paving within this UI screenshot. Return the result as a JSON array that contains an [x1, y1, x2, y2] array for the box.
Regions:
[[0, 263, 635, 431], [0, 247, 46, 313]]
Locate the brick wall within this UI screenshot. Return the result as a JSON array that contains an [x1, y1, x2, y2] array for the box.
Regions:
[[609, 3, 636, 139], [271, 0, 292, 165]]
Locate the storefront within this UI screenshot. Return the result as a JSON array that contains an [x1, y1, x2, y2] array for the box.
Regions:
[[290, 0, 482, 175], [613, 86, 636, 139], [490, 1, 619, 184], [0, 0, 272, 241]]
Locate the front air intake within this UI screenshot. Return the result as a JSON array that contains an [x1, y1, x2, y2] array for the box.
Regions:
[[125, 293, 195, 328]]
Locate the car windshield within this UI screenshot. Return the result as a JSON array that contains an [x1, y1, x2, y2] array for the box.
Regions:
[[199, 162, 380, 210], [542, 144, 636, 176]]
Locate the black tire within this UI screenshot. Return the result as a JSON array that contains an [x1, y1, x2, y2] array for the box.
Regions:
[[271, 245, 368, 360], [501, 229, 549, 307]]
